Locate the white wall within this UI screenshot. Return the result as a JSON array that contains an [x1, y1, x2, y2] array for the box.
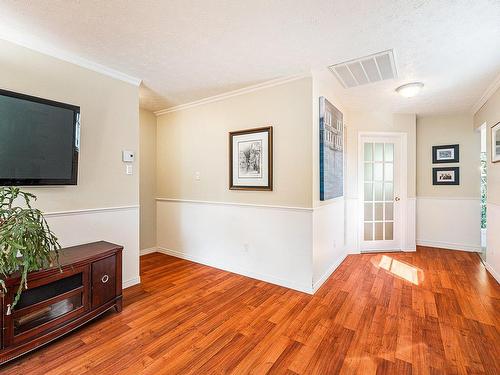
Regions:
[[416, 198, 481, 251], [45, 207, 140, 288], [0, 39, 140, 286], [312, 199, 346, 290], [486, 203, 500, 282], [156, 200, 313, 292]]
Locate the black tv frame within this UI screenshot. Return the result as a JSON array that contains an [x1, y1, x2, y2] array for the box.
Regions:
[[0, 88, 80, 186]]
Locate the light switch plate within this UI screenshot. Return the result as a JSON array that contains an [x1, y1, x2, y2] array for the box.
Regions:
[[126, 165, 133, 175]]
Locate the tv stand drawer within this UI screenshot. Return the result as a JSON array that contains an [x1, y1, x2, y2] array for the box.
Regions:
[[91, 256, 117, 309]]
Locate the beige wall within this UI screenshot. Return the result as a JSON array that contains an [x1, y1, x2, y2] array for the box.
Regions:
[[0, 39, 140, 212], [156, 77, 313, 208], [474, 87, 500, 205], [345, 112, 417, 198], [140, 109, 157, 250], [417, 114, 480, 198]]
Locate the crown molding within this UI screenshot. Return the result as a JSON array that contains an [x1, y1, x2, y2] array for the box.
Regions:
[[154, 73, 311, 116], [471, 72, 500, 115], [0, 32, 142, 86]]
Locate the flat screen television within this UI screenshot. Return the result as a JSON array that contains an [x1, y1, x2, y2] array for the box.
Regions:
[[0, 89, 80, 186]]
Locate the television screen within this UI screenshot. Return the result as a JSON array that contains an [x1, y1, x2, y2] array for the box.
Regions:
[[0, 89, 80, 186]]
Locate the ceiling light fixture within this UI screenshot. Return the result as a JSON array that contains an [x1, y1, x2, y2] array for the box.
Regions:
[[395, 82, 424, 98]]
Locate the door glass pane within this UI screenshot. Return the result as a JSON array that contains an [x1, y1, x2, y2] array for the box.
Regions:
[[375, 203, 383, 221], [385, 143, 394, 161], [384, 182, 394, 201], [385, 222, 394, 240], [364, 203, 373, 221], [14, 294, 83, 335], [385, 202, 394, 220], [364, 143, 373, 161], [363, 140, 397, 244], [385, 163, 393, 181], [364, 223, 373, 241], [374, 143, 384, 161], [364, 163, 373, 181], [374, 163, 383, 181], [364, 183, 373, 201], [375, 222, 383, 240], [374, 182, 384, 201]]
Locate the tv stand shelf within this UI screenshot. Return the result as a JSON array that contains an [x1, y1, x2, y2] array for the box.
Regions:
[[0, 241, 123, 365]]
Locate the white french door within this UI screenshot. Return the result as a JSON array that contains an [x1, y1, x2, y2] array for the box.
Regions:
[[359, 134, 404, 252]]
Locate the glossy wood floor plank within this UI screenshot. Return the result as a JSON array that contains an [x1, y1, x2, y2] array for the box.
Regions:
[[2, 246, 499, 374]]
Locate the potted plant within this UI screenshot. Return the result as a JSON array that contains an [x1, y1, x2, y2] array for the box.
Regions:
[[0, 187, 61, 315]]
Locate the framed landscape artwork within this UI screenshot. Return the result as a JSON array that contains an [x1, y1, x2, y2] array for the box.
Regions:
[[229, 126, 273, 190], [319, 97, 344, 200], [492, 122, 500, 163], [433, 167, 460, 185], [432, 144, 459, 163]]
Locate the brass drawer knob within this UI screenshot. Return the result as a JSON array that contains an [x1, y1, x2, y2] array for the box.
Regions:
[[101, 275, 109, 284]]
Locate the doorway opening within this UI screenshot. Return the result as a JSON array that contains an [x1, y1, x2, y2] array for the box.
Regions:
[[480, 124, 487, 261]]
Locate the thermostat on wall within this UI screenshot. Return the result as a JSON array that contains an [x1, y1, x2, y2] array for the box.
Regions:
[[122, 150, 135, 162]]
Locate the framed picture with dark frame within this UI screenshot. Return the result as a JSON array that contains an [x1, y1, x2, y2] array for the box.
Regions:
[[492, 122, 500, 163], [433, 167, 460, 185], [229, 126, 273, 191], [432, 144, 459, 163]]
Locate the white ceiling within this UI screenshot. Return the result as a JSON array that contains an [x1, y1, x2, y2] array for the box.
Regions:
[[0, 0, 499, 114]]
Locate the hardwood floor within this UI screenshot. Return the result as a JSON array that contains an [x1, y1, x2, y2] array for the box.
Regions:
[[2, 247, 499, 374]]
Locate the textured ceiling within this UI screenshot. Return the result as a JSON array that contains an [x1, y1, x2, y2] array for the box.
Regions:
[[0, 0, 499, 114]]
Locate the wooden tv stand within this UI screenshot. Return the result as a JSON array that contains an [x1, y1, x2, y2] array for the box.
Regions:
[[0, 241, 123, 365]]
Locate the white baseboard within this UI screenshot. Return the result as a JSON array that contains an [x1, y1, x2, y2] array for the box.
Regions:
[[123, 276, 141, 289], [484, 262, 500, 284], [140, 247, 158, 256], [156, 246, 313, 294], [313, 252, 348, 293], [416, 240, 481, 252]]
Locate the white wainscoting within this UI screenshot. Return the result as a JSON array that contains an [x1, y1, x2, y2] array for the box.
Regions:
[[312, 198, 347, 291], [156, 199, 314, 293], [45, 206, 140, 288], [416, 197, 481, 252], [485, 203, 500, 284]]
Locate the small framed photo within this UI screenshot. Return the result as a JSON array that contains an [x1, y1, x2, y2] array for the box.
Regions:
[[432, 144, 459, 163], [229, 126, 273, 190], [433, 167, 460, 185], [492, 122, 500, 163]]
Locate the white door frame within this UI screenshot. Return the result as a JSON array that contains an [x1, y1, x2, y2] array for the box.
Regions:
[[357, 131, 408, 252]]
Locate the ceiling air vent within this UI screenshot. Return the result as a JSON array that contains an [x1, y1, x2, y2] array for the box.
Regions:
[[329, 50, 398, 88]]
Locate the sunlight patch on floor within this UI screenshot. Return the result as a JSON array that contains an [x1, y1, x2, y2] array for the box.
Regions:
[[376, 255, 424, 285]]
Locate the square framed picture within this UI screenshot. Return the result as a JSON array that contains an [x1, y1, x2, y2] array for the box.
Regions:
[[229, 126, 273, 190], [432, 144, 459, 163], [433, 167, 460, 185], [492, 122, 500, 163]]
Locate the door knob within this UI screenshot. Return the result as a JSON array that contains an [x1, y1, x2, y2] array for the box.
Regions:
[[395, 197, 401, 202]]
